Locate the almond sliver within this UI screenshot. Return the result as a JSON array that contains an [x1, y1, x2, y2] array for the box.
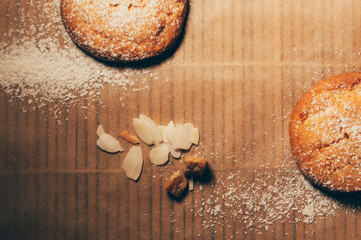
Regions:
[[160, 143, 170, 154], [139, 114, 162, 147], [122, 146, 143, 181], [149, 146, 169, 165], [189, 128, 199, 145], [158, 125, 168, 144], [175, 123, 193, 150], [169, 143, 181, 159], [97, 134, 123, 153], [119, 130, 140, 144], [166, 121, 178, 149], [96, 125, 105, 137], [133, 118, 154, 145]]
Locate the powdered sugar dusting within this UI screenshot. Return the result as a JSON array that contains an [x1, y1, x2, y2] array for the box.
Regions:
[[172, 150, 352, 237], [0, 0, 160, 109], [2, 0, 360, 237], [190, 168, 338, 233]]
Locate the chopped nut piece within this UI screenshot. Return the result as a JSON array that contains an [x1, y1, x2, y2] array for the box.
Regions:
[[119, 130, 140, 144], [164, 171, 188, 198], [184, 156, 207, 177]]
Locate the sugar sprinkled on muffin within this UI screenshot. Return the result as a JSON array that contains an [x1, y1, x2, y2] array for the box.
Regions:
[[61, 0, 188, 62], [290, 72, 361, 192]]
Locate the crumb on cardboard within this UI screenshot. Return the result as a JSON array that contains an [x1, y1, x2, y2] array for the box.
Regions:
[[164, 171, 188, 198], [119, 130, 140, 144], [184, 156, 207, 177]]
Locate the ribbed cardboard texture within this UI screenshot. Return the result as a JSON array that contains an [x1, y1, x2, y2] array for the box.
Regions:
[[2, 0, 361, 239]]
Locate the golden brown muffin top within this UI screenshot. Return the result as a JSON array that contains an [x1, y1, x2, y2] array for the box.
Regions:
[[290, 73, 361, 192], [61, 0, 187, 62]]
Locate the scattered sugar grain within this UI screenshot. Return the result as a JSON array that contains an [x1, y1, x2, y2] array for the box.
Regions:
[[1, 0, 161, 119]]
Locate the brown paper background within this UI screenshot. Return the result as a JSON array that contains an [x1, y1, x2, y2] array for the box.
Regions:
[[2, 0, 361, 239]]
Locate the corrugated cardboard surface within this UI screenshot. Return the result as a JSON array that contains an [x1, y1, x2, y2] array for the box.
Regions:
[[2, 0, 361, 239]]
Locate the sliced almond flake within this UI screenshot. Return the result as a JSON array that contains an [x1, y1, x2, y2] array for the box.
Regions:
[[169, 144, 181, 159], [158, 125, 168, 143], [133, 118, 154, 145], [119, 130, 140, 144], [166, 121, 178, 149], [175, 123, 193, 150], [189, 127, 199, 145], [96, 124, 105, 137], [139, 114, 163, 147], [160, 142, 170, 154], [97, 134, 123, 153], [149, 146, 169, 165], [122, 146, 143, 181]]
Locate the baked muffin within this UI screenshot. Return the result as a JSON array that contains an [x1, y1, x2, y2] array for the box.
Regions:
[[61, 0, 188, 62], [289, 73, 361, 192]]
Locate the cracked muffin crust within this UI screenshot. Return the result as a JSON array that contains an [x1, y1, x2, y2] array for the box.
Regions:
[[290, 73, 361, 192], [61, 0, 188, 62]]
